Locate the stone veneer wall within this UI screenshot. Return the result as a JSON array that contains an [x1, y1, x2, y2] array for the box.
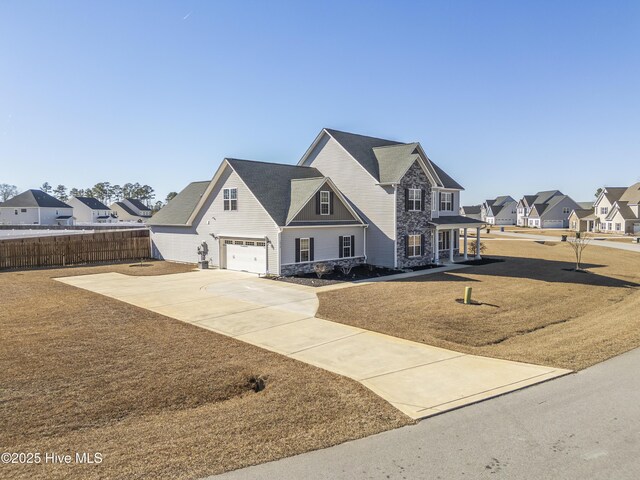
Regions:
[[396, 161, 435, 268], [280, 257, 365, 277]]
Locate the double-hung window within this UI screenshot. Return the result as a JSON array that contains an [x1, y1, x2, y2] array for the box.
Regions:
[[601, 207, 608, 215], [299, 238, 310, 262], [320, 190, 330, 215], [223, 188, 237, 211], [342, 236, 352, 257], [440, 192, 453, 211], [563, 207, 570, 214], [408, 188, 421, 211], [408, 234, 421, 257]]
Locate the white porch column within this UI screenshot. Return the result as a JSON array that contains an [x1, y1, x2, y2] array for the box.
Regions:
[[434, 230, 440, 263], [463, 228, 468, 260], [475, 227, 482, 260], [449, 228, 454, 263]]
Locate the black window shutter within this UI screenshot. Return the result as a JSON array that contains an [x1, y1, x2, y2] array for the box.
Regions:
[[338, 236, 343, 258], [439, 192, 442, 210], [405, 235, 409, 258], [421, 233, 425, 256], [405, 188, 409, 211], [330, 191, 334, 214], [350, 235, 355, 256], [310, 238, 314, 261], [421, 189, 426, 211], [295, 238, 300, 263], [315, 192, 320, 215]]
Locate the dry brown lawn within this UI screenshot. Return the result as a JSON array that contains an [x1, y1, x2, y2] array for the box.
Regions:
[[0, 261, 409, 480], [317, 240, 640, 371]]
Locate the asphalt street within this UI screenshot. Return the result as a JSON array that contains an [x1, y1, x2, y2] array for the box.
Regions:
[[212, 347, 640, 480]]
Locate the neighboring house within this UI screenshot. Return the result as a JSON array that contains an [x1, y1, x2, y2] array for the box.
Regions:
[[517, 190, 564, 227], [481, 195, 517, 225], [149, 128, 484, 274], [598, 183, 640, 234], [0, 189, 74, 226], [459, 205, 482, 220], [525, 194, 581, 228], [67, 197, 116, 223], [569, 206, 597, 233], [592, 186, 628, 232], [110, 198, 152, 222]]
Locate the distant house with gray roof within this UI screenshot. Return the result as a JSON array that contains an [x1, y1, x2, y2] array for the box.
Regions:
[[67, 197, 116, 224], [481, 195, 517, 225], [110, 198, 152, 223], [594, 183, 640, 234], [516, 190, 578, 228], [0, 189, 74, 226], [517, 190, 580, 228], [148, 128, 485, 275], [459, 205, 482, 220]]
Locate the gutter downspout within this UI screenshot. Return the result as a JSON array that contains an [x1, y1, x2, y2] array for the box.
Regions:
[[363, 225, 368, 263], [277, 228, 282, 276]]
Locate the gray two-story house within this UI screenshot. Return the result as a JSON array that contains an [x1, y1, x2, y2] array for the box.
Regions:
[[149, 128, 484, 275]]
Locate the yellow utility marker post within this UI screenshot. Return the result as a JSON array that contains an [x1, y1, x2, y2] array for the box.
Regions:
[[463, 287, 473, 305]]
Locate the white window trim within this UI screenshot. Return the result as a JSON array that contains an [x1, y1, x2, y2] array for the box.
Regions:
[[438, 230, 450, 251], [408, 234, 421, 257], [299, 237, 310, 263], [342, 235, 352, 258], [440, 192, 453, 211], [223, 188, 238, 211], [320, 190, 330, 216], [408, 188, 421, 211]]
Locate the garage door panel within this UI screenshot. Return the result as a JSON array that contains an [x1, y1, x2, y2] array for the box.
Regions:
[[226, 243, 266, 274]]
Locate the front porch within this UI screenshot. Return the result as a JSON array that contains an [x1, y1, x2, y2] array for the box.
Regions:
[[429, 216, 486, 265]]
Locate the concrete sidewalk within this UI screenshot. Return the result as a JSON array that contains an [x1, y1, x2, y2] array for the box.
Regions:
[[493, 230, 640, 253], [57, 269, 570, 419]]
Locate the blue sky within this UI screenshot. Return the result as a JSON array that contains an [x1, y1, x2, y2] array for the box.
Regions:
[[1, 0, 638, 204]]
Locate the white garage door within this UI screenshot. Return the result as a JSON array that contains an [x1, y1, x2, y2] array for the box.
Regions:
[[225, 240, 266, 274], [543, 220, 563, 228]]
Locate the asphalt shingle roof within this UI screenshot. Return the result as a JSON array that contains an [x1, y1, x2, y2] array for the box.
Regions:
[[325, 129, 464, 189], [619, 182, 640, 205], [226, 158, 325, 226], [461, 205, 481, 214], [126, 198, 151, 212], [148, 181, 210, 226], [74, 196, 110, 210], [429, 215, 485, 226], [286, 177, 327, 224], [0, 189, 72, 209]]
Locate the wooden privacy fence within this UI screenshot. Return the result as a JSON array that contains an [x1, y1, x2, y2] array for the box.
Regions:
[[0, 230, 151, 269]]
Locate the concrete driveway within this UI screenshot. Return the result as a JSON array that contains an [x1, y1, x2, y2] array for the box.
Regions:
[[57, 269, 570, 419]]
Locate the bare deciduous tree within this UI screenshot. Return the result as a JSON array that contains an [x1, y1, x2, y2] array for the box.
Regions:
[[567, 232, 591, 271], [0, 183, 18, 202]]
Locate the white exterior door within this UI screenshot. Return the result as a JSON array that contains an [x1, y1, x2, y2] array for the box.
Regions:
[[225, 242, 266, 274]]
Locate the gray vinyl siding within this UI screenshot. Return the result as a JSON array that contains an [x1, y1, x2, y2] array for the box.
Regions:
[[151, 166, 281, 274], [291, 182, 356, 222], [0, 207, 40, 225], [541, 197, 580, 228], [434, 188, 460, 217], [280, 226, 365, 265], [0, 207, 73, 225], [301, 134, 396, 267]]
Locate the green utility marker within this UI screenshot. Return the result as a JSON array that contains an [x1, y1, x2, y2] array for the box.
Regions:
[[464, 287, 473, 304]]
